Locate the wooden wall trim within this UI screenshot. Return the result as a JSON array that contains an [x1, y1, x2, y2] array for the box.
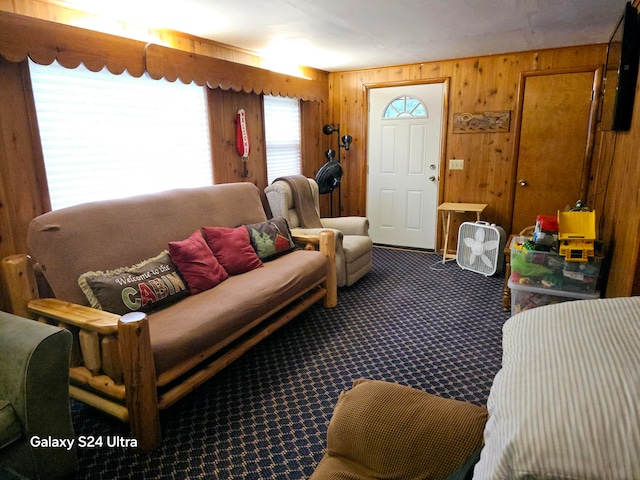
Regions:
[[0, 11, 145, 75], [362, 78, 450, 90], [0, 11, 327, 102], [144, 44, 326, 102]]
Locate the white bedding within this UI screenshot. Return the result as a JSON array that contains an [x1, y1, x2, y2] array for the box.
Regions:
[[474, 297, 640, 479]]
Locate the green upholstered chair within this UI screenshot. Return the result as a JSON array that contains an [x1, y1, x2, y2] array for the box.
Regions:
[[0, 311, 77, 479]]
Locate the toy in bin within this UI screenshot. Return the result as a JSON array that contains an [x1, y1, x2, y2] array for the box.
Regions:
[[510, 236, 564, 289], [533, 215, 558, 247], [558, 210, 596, 262]]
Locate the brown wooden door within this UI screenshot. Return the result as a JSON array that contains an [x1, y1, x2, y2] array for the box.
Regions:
[[511, 69, 598, 234]]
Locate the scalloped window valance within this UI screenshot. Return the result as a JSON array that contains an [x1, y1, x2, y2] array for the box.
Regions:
[[0, 11, 327, 102]]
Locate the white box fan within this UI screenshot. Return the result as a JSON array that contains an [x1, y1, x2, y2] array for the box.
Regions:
[[456, 221, 507, 276]]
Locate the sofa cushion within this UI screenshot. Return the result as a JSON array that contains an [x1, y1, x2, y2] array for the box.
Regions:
[[310, 379, 487, 480], [245, 217, 296, 261], [148, 249, 327, 379], [168, 230, 228, 295], [202, 226, 263, 275], [78, 251, 189, 315]]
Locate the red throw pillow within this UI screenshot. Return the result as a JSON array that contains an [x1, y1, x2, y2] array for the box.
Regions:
[[202, 226, 263, 276], [168, 230, 228, 294]]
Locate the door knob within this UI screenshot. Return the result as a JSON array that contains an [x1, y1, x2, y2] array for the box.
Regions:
[[518, 179, 527, 187], [429, 176, 436, 182]]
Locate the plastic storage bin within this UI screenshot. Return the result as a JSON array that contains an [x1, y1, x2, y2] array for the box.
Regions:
[[508, 277, 599, 316], [562, 253, 603, 293], [510, 236, 602, 293]]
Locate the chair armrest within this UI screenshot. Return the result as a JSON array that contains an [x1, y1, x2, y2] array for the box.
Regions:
[[321, 217, 370, 236], [28, 298, 120, 335], [0, 311, 77, 478]]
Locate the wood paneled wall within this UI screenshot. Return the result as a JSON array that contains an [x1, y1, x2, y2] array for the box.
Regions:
[[0, 58, 49, 243], [588, 112, 640, 297], [328, 47, 607, 225], [300, 100, 334, 216], [328, 44, 640, 297], [207, 89, 267, 186]]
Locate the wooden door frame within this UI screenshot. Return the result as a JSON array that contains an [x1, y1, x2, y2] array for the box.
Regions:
[[362, 78, 450, 247], [508, 66, 603, 233]]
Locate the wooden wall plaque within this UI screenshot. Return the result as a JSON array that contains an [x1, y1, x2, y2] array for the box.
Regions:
[[453, 110, 511, 133]]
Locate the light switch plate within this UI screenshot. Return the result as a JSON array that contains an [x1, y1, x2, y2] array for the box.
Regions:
[[449, 159, 464, 170]]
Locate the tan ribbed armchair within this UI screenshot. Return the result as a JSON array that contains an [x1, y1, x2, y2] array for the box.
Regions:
[[310, 379, 488, 480], [265, 177, 372, 287]]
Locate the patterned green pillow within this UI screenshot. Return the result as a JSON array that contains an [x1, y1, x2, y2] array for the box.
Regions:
[[245, 217, 296, 261]]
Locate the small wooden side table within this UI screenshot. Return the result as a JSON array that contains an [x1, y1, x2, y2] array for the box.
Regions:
[[437, 202, 489, 264]]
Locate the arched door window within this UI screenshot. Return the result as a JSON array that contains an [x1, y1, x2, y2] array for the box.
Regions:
[[382, 95, 428, 118]]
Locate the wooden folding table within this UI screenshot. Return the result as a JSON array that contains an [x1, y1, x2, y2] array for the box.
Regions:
[[437, 202, 488, 264]]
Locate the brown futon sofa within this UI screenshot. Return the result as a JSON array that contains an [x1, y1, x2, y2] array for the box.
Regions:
[[1, 182, 336, 451]]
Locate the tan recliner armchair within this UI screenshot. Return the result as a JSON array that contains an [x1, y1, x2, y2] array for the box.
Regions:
[[265, 177, 372, 287]]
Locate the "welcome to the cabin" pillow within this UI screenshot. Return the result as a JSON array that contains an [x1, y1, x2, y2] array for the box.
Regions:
[[78, 251, 189, 315]]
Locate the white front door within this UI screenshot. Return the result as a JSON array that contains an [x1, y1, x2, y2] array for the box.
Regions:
[[367, 83, 444, 249]]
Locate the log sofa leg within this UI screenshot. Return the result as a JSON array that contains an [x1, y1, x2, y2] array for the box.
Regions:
[[118, 312, 162, 451]]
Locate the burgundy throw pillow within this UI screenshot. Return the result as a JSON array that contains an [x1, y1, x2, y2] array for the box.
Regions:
[[202, 226, 263, 276], [168, 230, 228, 294]]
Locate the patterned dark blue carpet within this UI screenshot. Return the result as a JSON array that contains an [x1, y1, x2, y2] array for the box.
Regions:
[[70, 247, 511, 479]]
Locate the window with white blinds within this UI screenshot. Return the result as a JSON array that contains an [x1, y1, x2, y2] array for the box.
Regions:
[[264, 95, 301, 184], [29, 60, 213, 210]]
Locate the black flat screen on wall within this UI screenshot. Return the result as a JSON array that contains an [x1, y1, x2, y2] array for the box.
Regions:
[[603, 2, 640, 131]]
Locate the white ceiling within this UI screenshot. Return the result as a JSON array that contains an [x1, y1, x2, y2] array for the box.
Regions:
[[68, 0, 630, 72]]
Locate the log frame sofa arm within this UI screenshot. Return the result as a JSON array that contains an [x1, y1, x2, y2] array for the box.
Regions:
[[1, 255, 119, 332], [3, 255, 167, 450], [1, 254, 39, 320], [295, 230, 337, 308], [28, 298, 120, 335], [1, 254, 158, 447], [22, 302, 161, 451], [25, 302, 160, 451]]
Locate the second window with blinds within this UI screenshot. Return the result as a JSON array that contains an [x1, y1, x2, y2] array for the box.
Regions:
[[264, 95, 301, 185]]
